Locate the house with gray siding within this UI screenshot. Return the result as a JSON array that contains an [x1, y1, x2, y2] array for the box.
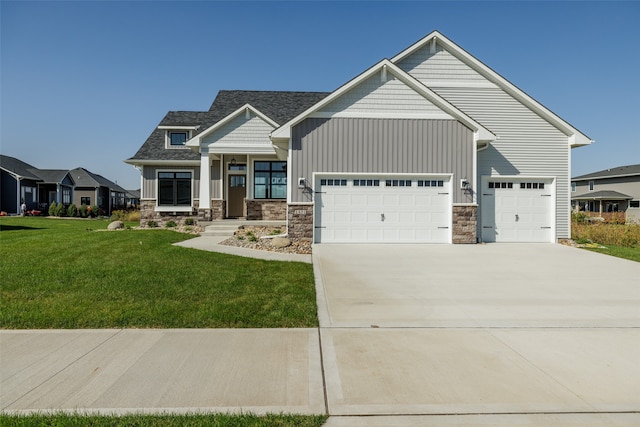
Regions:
[[126, 31, 592, 243], [571, 164, 640, 223]]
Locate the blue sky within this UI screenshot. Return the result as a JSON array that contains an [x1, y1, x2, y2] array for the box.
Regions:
[[2, 1, 639, 190]]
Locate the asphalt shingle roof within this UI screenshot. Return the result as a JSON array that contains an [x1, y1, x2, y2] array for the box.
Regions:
[[572, 190, 633, 200], [70, 167, 126, 192], [127, 90, 330, 162], [0, 155, 42, 181], [573, 164, 640, 180]]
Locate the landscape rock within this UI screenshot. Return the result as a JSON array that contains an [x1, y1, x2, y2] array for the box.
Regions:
[[108, 221, 125, 231], [271, 237, 291, 248]]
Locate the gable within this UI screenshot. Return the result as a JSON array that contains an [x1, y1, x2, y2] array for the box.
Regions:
[[315, 69, 454, 120], [196, 107, 277, 155], [396, 44, 492, 87], [392, 31, 592, 147]]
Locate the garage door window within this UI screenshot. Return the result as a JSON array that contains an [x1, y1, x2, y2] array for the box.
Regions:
[[488, 182, 513, 189], [320, 179, 347, 186], [520, 182, 545, 189], [385, 179, 412, 187], [417, 180, 444, 187], [353, 179, 380, 187]]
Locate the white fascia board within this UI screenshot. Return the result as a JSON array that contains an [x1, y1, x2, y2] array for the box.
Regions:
[[186, 104, 278, 148], [123, 159, 200, 166], [271, 58, 495, 142], [209, 144, 276, 155], [157, 125, 200, 130], [391, 31, 593, 147], [384, 61, 495, 142]]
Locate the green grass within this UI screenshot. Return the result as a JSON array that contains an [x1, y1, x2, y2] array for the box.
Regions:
[[583, 245, 640, 262], [0, 217, 318, 329], [0, 412, 328, 427]]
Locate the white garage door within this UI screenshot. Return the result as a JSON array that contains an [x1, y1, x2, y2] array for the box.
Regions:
[[315, 175, 452, 243], [481, 177, 554, 243]]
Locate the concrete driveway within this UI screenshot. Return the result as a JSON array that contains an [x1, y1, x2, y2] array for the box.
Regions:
[[314, 244, 640, 423], [313, 243, 640, 328]]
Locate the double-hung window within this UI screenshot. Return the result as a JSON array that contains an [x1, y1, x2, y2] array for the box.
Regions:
[[254, 161, 286, 199], [158, 172, 192, 206]]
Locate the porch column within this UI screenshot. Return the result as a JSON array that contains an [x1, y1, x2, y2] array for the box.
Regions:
[[199, 149, 211, 209]]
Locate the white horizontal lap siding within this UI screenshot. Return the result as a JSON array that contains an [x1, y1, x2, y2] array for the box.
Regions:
[[202, 114, 274, 147], [397, 45, 488, 83], [434, 87, 570, 239], [318, 71, 453, 118]]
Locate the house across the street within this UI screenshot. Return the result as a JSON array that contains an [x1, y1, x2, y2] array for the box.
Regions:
[[0, 155, 128, 216], [126, 30, 592, 244], [572, 164, 640, 223]]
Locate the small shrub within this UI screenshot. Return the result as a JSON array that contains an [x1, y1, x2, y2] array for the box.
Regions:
[[269, 228, 284, 235], [147, 220, 158, 228], [248, 234, 258, 242], [79, 204, 88, 218], [48, 201, 57, 216], [237, 235, 245, 241], [67, 203, 77, 218], [111, 210, 126, 222], [91, 205, 99, 218], [54, 203, 66, 217], [165, 220, 177, 228], [184, 217, 195, 226]]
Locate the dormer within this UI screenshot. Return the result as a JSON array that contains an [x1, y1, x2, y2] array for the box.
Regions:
[[157, 125, 200, 149]]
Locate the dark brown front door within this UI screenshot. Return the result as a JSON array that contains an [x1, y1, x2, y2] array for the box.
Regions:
[[228, 175, 246, 217]]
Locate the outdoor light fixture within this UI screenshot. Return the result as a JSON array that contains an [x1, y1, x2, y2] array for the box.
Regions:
[[230, 157, 236, 166]]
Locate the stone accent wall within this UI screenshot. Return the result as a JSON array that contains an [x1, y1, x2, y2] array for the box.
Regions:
[[139, 199, 198, 228], [452, 205, 477, 244], [246, 199, 286, 220], [288, 204, 313, 240]]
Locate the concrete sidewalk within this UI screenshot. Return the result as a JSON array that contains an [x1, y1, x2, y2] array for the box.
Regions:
[[1, 329, 324, 415], [174, 235, 312, 263]]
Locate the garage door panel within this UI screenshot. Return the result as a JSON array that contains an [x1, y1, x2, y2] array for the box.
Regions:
[[481, 178, 553, 243], [316, 175, 451, 243]]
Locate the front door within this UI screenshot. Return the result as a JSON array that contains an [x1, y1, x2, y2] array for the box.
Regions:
[[228, 175, 246, 217]]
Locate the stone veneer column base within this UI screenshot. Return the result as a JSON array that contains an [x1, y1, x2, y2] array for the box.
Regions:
[[452, 205, 477, 244], [246, 200, 286, 220], [287, 204, 313, 241]]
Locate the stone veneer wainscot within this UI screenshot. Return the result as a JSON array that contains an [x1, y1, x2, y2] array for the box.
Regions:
[[452, 205, 477, 244]]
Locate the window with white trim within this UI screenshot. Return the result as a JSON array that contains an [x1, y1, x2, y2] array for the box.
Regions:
[[630, 200, 640, 208], [571, 182, 576, 192], [588, 180, 594, 191], [167, 131, 190, 148], [158, 172, 192, 206]]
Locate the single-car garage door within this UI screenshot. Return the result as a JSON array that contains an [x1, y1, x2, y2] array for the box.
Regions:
[[481, 177, 554, 243], [314, 174, 452, 243]]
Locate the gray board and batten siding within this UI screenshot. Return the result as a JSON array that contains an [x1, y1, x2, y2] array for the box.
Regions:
[[290, 117, 474, 204], [396, 44, 572, 239]]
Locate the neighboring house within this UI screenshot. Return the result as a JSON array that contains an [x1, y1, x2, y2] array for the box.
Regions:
[[1, 155, 74, 214], [571, 164, 640, 223], [126, 31, 592, 244], [69, 167, 127, 215], [125, 189, 140, 209]]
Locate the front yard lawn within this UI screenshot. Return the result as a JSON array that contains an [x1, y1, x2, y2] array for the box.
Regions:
[[582, 244, 640, 263], [0, 217, 318, 329]]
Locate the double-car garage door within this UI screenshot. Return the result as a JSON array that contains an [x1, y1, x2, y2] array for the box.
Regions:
[[314, 174, 452, 243]]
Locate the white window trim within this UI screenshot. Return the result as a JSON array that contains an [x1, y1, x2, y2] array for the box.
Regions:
[[571, 182, 576, 192], [588, 180, 594, 192], [165, 130, 192, 149], [155, 168, 195, 210]]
